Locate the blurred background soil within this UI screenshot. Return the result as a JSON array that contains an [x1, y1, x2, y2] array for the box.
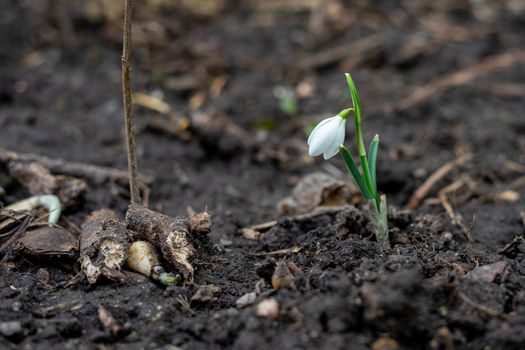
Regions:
[[1, 0, 525, 349]]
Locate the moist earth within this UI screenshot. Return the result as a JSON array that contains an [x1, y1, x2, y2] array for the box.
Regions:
[[1, 1, 525, 349]]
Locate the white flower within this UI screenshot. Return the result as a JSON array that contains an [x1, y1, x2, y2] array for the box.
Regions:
[[307, 114, 346, 159]]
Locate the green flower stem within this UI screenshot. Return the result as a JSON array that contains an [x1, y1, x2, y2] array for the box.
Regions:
[[339, 145, 373, 200], [338, 107, 353, 120], [372, 195, 389, 249], [342, 72, 389, 248], [346, 73, 366, 157], [345, 73, 379, 212]]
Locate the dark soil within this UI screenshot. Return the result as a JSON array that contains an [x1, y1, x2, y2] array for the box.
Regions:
[[1, 1, 525, 349]]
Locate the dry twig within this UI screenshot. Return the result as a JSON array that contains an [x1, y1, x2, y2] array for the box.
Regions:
[[391, 50, 525, 112], [457, 291, 502, 318], [247, 246, 301, 257], [437, 179, 474, 241], [296, 33, 386, 71], [0, 215, 32, 256], [98, 305, 122, 335], [0, 149, 152, 185], [476, 83, 525, 98], [407, 154, 473, 209], [242, 205, 351, 235], [508, 175, 525, 191]]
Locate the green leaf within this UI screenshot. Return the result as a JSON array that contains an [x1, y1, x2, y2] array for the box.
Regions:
[[360, 154, 376, 199], [279, 95, 299, 116], [250, 119, 280, 132], [345, 72, 366, 156], [345, 73, 361, 122], [339, 145, 373, 200], [368, 135, 379, 192]]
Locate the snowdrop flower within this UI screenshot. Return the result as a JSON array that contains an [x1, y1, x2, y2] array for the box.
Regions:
[[307, 109, 351, 160]]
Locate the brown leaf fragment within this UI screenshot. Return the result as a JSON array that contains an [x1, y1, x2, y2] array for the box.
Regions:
[[18, 226, 78, 259], [191, 284, 222, 303], [466, 261, 507, 283], [98, 305, 121, 335], [187, 209, 212, 235], [279, 172, 353, 214], [272, 260, 295, 290], [236, 292, 257, 308]]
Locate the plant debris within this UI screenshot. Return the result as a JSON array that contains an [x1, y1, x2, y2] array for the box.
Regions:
[[8, 161, 87, 208], [127, 240, 181, 286], [2, 1, 525, 349], [80, 209, 129, 284], [271, 260, 300, 290], [278, 172, 355, 214], [16, 225, 78, 260], [126, 203, 199, 283], [255, 298, 280, 319]]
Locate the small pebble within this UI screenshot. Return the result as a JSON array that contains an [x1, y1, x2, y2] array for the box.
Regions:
[[0, 321, 23, 338], [242, 228, 261, 240], [12, 301, 22, 312], [442, 232, 453, 241], [219, 238, 233, 246], [256, 298, 280, 319], [413, 168, 427, 178], [371, 336, 399, 350], [236, 292, 257, 308]]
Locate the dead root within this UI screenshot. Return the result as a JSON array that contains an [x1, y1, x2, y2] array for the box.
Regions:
[[0, 148, 153, 186], [126, 203, 211, 284], [80, 209, 129, 284], [0, 212, 32, 256], [8, 161, 87, 209]]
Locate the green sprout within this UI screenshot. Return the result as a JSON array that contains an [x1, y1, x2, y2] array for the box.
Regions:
[[274, 86, 299, 117], [279, 95, 299, 116], [307, 73, 389, 249], [6, 194, 62, 225]]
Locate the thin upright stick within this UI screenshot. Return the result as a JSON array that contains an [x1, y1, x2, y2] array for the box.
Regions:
[[122, 0, 140, 204]]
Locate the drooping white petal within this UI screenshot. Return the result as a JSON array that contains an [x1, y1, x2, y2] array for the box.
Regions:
[[323, 119, 346, 159], [308, 116, 342, 157], [307, 116, 337, 146]]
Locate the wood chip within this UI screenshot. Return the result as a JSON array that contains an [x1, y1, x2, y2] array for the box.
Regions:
[[98, 305, 122, 335]]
